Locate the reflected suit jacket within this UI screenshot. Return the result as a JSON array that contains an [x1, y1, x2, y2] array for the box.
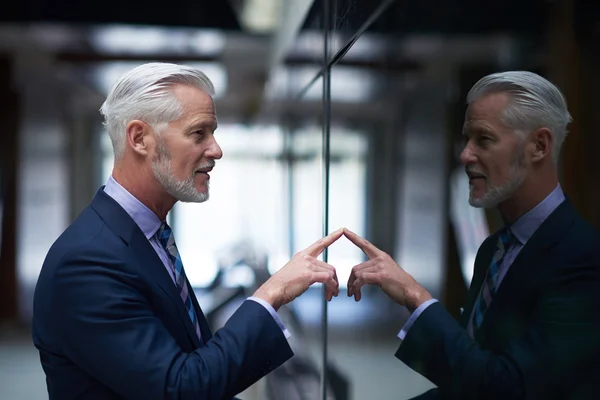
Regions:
[[396, 199, 600, 399], [32, 188, 293, 400]]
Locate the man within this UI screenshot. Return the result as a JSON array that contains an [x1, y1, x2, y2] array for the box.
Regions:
[[32, 62, 342, 400], [343, 71, 600, 399]]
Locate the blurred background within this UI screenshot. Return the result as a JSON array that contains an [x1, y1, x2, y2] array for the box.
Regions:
[[1, 0, 599, 399]]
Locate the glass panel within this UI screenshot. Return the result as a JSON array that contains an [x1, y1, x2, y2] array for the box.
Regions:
[[295, 0, 393, 62], [283, 0, 325, 98], [330, 0, 401, 60], [325, 126, 367, 289], [290, 126, 324, 257], [326, 21, 437, 400], [332, 0, 383, 46]]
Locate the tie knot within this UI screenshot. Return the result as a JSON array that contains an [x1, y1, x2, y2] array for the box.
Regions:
[[157, 222, 173, 249], [499, 228, 514, 247]]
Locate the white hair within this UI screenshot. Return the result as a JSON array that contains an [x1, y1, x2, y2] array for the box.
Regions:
[[466, 71, 572, 166], [99, 62, 215, 160]]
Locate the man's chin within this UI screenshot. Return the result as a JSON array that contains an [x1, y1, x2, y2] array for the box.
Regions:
[[166, 185, 209, 203], [469, 192, 498, 209], [469, 198, 486, 208], [196, 192, 209, 203], [178, 192, 209, 203], [193, 185, 209, 201]]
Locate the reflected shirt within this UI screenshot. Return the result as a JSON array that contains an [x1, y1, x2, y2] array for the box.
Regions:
[[104, 176, 290, 339], [398, 184, 566, 340]]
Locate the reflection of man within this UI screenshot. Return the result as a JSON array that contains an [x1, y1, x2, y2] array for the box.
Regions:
[[344, 71, 600, 399], [32, 62, 341, 400]]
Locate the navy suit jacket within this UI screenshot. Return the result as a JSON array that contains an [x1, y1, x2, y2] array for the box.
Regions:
[[397, 200, 600, 399], [32, 189, 293, 400]]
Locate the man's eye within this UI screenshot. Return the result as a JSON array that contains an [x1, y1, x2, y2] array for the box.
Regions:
[[477, 136, 492, 146], [193, 130, 204, 135]]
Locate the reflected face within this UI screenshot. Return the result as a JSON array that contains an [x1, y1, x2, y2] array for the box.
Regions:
[[152, 84, 223, 203], [460, 92, 528, 208]]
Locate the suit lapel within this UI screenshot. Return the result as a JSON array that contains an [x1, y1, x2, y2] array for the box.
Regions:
[[91, 188, 202, 348]]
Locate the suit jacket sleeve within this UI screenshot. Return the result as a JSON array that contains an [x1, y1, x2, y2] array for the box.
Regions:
[[395, 262, 600, 399], [52, 245, 293, 400]]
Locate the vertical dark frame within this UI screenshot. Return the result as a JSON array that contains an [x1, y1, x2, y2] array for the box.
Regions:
[[320, 0, 332, 398]]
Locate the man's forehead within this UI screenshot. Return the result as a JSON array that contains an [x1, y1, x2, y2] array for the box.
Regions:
[[463, 120, 492, 133], [183, 97, 217, 120], [187, 114, 218, 129]]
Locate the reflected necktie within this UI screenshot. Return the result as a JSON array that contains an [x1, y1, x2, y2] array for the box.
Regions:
[[468, 228, 514, 338], [157, 222, 202, 342]]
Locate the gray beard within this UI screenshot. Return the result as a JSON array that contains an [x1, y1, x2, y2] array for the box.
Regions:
[[469, 145, 527, 209], [151, 138, 210, 203]]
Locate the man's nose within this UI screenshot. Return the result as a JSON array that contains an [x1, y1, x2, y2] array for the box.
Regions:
[[207, 136, 223, 160], [460, 144, 476, 165]]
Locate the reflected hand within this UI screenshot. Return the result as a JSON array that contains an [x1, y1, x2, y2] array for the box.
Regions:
[[343, 228, 432, 312], [253, 228, 343, 310]]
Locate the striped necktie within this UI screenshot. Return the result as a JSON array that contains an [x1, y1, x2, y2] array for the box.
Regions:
[[157, 222, 202, 342], [468, 228, 514, 338]]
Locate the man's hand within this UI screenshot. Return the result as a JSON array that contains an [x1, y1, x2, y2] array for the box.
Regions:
[[343, 228, 432, 312], [253, 228, 344, 310]]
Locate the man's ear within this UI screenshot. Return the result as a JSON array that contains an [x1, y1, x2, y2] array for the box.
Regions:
[[530, 127, 553, 163], [125, 120, 151, 156]]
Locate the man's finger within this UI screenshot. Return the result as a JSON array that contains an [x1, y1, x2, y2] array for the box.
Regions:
[[343, 228, 380, 259], [309, 260, 339, 292], [324, 278, 339, 298], [326, 287, 337, 301], [350, 272, 381, 302], [313, 271, 339, 295], [352, 286, 362, 302], [347, 259, 378, 295], [349, 277, 366, 300], [347, 268, 357, 297], [305, 228, 344, 257], [311, 259, 337, 272]]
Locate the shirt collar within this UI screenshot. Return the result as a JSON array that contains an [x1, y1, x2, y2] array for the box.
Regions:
[[509, 184, 565, 245], [103, 176, 163, 239]]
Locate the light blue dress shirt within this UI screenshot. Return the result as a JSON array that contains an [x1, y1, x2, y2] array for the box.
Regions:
[[398, 184, 566, 340], [104, 176, 290, 339]]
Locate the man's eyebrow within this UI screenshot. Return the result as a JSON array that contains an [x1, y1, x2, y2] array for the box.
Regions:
[[463, 124, 493, 136], [188, 120, 218, 131]]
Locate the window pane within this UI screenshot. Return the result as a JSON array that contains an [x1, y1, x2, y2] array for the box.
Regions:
[[327, 127, 367, 288], [289, 127, 323, 261], [288, 126, 367, 289]]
